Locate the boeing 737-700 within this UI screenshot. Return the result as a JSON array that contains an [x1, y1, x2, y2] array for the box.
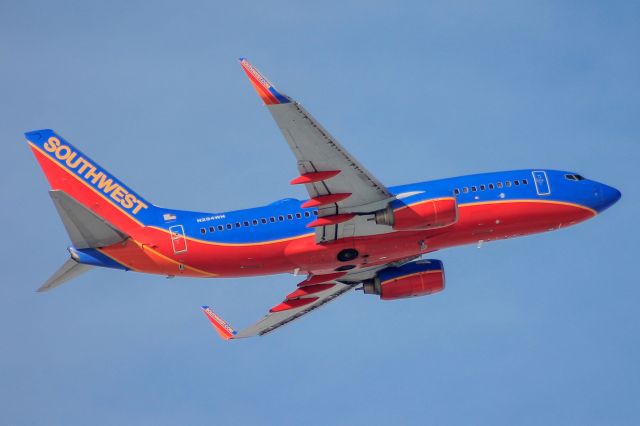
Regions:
[[26, 58, 621, 339]]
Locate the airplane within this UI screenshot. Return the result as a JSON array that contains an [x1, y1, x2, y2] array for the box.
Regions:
[[25, 58, 621, 340]]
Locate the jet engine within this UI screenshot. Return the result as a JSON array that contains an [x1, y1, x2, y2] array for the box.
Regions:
[[374, 195, 457, 231], [362, 260, 445, 300]]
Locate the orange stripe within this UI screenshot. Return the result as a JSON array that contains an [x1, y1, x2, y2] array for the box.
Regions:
[[148, 226, 315, 247], [131, 240, 218, 277], [459, 199, 597, 216], [97, 237, 217, 277], [397, 196, 594, 216]]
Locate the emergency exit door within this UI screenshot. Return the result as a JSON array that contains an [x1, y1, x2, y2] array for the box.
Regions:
[[169, 225, 188, 254], [532, 171, 551, 196]]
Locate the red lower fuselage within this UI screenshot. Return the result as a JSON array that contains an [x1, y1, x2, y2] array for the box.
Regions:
[[96, 198, 595, 278]]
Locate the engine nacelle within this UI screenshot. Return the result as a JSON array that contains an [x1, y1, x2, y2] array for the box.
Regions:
[[362, 260, 445, 300], [374, 196, 458, 231]]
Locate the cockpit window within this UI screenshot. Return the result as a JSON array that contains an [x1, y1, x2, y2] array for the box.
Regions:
[[565, 174, 585, 181]]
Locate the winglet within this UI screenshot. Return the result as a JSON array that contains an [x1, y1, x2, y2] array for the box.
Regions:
[[239, 58, 290, 105], [201, 306, 238, 340]]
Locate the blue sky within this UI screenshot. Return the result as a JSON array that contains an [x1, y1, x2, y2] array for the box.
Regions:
[[1, 1, 638, 425]]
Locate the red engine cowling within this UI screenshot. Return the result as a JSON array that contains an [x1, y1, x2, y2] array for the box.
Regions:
[[374, 197, 458, 231], [362, 260, 445, 300]]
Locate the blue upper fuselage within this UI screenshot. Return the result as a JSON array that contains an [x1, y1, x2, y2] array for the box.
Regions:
[[149, 169, 621, 245]]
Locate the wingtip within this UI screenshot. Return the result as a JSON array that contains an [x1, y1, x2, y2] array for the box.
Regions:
[[201, 306, 237, 340], [238, 58, 290, 105]]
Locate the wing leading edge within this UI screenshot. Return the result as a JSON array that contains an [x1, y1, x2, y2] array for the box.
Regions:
[[239, 58, 393, 242], [201, 276, 355, 339]]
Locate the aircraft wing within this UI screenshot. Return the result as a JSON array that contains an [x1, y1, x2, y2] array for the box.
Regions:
[[239, 58, 393, 242], [201, 272, 357, 339]]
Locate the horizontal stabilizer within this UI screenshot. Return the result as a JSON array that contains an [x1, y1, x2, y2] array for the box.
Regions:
[[49, 190, 128, 249], [38, 258, 92, 292]]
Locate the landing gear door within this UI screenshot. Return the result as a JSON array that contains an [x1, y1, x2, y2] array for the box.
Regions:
[[169, 225, 188, 254], [532, 171, 551, 196]]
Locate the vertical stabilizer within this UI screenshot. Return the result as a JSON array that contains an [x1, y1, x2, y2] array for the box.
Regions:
[[25, 129, 156, 235]]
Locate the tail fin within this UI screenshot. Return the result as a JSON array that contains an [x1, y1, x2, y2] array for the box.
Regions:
[[26, 129, 156, 235]]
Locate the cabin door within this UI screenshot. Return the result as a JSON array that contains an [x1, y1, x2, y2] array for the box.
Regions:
[[532, 171, 551, 196], [169, 225, 188, 254]]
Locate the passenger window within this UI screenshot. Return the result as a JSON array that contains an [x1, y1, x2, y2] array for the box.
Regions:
[[304, 212, 310, 218], [522, 179, 528, 185], [243, 221, 249, 227], [296, 213, 302, 219], [453, 188, 460, 195], [217, 225, 224, 231], [200, 228, 206, 234], [252, 219, 258, 226], [226, 224, 232, 230], [278, 215, 284, 221], [497, 182, 503, 188], [488, 183, 494, 190], [209, 226, 215, 233], [287, 214, 293, 220], [505, 181, 512, 187], [514, 180, 520, 186], [480, 184, 486, 191], [269, 217, 276, 223], [471, 186, 477, 192], [462, 187, 469, 193], [261, 218, 267, 224], [313, 211, 318, 216], [235, 222, 241, 228]]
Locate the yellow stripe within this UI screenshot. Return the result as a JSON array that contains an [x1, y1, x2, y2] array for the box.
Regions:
[[29, 142, 144, 226], [149, 226, 315, 247]]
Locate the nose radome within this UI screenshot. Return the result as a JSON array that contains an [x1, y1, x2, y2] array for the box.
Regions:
[[597, 183, 621, 212]]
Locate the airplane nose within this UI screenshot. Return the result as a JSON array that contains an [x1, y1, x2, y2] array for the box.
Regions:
[[596, 183, 621, 212]]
